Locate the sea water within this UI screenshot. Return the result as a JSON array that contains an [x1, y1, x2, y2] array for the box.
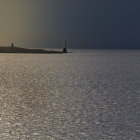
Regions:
[[0, 50, 139, 139]]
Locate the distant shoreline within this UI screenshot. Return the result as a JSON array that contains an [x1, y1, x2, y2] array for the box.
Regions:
[[0, 46, 64, 54]]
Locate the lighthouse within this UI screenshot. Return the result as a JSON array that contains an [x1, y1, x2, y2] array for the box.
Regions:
[[11, 43, 14, 47], [63, 39, 67, 53]]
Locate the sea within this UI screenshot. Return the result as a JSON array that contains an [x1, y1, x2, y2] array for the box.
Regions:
[[0, 49, 139, 140]]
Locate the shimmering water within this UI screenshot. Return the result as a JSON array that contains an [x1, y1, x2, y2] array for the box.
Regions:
[[0, 50, 140, 140]]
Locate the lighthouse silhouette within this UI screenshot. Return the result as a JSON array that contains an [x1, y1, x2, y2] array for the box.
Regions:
[[63, 39, 67, 53]]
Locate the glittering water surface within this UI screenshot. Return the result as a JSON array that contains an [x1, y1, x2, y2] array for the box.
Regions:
[[0, 50, 140, 140]]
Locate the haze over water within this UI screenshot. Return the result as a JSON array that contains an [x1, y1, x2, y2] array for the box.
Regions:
[[0, 50, 140, 139]]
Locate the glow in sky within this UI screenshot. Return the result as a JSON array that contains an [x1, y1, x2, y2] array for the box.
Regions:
[[0, 0, 56, 48]]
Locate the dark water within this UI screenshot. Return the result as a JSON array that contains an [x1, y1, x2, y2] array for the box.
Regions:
[[0, 50, 140, 139]]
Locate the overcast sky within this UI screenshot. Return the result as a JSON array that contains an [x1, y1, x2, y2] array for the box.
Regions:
[[0, 0, 140, 49]]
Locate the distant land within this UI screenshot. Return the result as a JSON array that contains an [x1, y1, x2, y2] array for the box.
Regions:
[[0, 46, 64, 54]]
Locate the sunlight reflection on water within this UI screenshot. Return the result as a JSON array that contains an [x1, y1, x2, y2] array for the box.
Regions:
[[0, 50, 140, 139]]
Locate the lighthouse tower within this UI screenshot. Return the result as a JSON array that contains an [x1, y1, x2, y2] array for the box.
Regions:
[[63, 39, 67, 53]]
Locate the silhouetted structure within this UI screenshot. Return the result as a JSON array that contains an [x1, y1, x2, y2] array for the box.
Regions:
[[63, 39, 67, 53], [11, 43, 14, 47]]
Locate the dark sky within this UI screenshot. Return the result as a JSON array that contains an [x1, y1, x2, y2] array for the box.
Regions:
[[0, 0, 140, 49]]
